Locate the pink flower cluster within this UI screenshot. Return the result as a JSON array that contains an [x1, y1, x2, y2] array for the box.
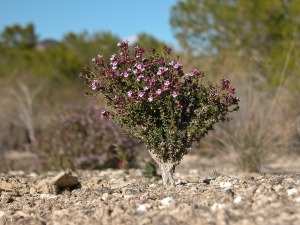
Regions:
[[81, 40, 238, 116], [87, 41, 193, 109]]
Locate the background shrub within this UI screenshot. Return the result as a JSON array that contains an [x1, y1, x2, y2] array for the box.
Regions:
[[31, 103, 138, 171]]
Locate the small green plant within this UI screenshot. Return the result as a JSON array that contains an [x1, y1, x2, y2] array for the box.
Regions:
[[143, 158, 159, 179], [80, 41, 239, 186]]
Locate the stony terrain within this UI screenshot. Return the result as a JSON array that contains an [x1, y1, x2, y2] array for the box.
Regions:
[[0, 155, 300, 225]]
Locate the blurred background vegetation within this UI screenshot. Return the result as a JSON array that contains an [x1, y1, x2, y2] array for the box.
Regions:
[[0, 0, 299, 173]]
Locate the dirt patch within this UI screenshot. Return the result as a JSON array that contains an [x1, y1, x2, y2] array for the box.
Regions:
[[0, 155, 300, 225]]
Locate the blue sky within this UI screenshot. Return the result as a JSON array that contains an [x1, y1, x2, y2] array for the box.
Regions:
[[0, 0, 179, 47]]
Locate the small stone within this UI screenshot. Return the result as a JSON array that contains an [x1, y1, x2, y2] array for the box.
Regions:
[[149, 183, 156, 188], [1, 195, 14, 203], [50, 170, 79, 188], [101, 193, 109, 201], [160, 197, 175, 207], [219, 181, 232, 190], [137, 203, 151, 212], [36, 170, 79, 194], [175, 180, 186, 185], [287, 188, 298, 196], [233, 196, 244, 204], [0, 211, 4, 218], [39, 194, 57, 200], [294, 197, 300, 203]]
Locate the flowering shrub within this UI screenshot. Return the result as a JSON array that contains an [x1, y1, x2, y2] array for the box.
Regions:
[[31, 104, 138, 170], [80, 41, 239, 185]]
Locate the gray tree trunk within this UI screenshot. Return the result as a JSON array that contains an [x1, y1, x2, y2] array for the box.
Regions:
[[148, 150, 177, 186]]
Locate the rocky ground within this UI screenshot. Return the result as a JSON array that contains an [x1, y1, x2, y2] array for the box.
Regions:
[[0, 154, 300, 225]]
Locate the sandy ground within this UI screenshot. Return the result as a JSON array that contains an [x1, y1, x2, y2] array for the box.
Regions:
[[0, 154, 300, 225]]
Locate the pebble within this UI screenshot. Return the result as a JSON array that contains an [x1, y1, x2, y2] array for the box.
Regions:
[[1, 195, 14, 203], [101, 193, 109, 201], [160, 197, 175, 207], [233, 195, 244, 204], [149, 183, 156, 188], [40, 194, 57, 200], [0, 211, 4, 218], [137, 203, 151, 212], [287, 188, 298, 196], [219, 181, 232, 190], [175, 180, 186, 185]]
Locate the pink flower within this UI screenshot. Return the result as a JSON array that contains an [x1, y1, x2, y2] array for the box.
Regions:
[[135, 64, 143, 70], [123, 71, 129, 78], [110, 54, 116, 61], [100, 110, 110, 120], [157, 67, 168, 75], [176, 101, 183, 109], [111, 61, 118, 70], [169, 61, 182, 69], [172, 91, 179, 98], [229, 86, 236, 94], [164, 80, 170, 86], [185, 71, 194, 77], [148, 96, 153, 102], [185, 70, 204, 77], [91, 80, 101, 91], [138, 92, 145, 98], [127, 90, 134, 97], [156, 89, 162, 95]]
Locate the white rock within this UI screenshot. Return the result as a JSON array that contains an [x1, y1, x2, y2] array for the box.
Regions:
[[101, 193, 109, 201], [39, 194, 57, 200], [137, 203, 151, 212], [0, 211, 4, 218], [175, 180, 185, 185], [219, 181, 232, 189], [160, 197, 175, 207], [149, 183, 156, 188], [211, 203, 226, 212], [233, 195, 244, 204], [287, 188, 298, 196], [294, 197, 300, 203]]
